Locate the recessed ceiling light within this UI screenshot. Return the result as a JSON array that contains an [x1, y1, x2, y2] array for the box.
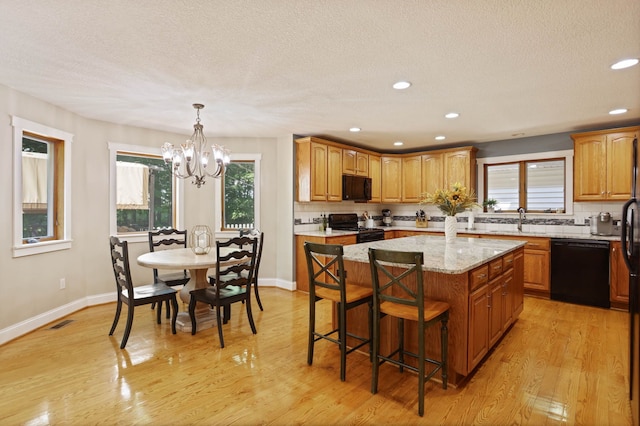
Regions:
[[392, 81, 411, 90], [609, 108, 628, 115], [435, 135, 446, 141], [393, 141, 404, 146], [349, 127, 361, 132], [611, 59, 639, 70], [445, 112, 459, 119]]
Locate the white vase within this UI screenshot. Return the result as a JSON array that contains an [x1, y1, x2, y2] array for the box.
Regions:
[[444, 216, 457, 243]]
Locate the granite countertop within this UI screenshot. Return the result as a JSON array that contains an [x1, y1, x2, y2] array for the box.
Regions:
[[341, 235, 526, 274]]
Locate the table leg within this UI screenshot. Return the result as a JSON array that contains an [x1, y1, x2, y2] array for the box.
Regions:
[[175, 268, 217, 333]]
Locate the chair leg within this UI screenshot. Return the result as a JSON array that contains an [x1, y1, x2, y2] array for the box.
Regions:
[[109, 299, 122, 336], [338, 302, 347, 382], [156, 300, 162, 324], [215, 305, 225, 348], [418, 321, 425, 417], [170, 296, 178, 334], [308, 297, 316, 366], [398, 318, 405, 373], [254, 281, 264, 311], [371, 310, 380, 394], [188, 296, 198, 336], [165, 299, 170, 319], [246, 296, 257, 334], [441, 315, 449, 390], [367, 300, 373, 362], [120, 305, 134, 349]]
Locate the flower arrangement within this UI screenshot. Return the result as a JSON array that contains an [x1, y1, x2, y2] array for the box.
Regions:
[[420, 182, 479, 216]]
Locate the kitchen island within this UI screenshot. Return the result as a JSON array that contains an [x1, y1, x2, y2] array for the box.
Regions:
[[339, 235, 526, 386]]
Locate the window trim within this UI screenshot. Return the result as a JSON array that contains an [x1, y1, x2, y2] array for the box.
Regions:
[[12, 116, 73, 257], [477, 149, 574, 215], [214, 153, 262, 237], [108, 142, 184, 243]]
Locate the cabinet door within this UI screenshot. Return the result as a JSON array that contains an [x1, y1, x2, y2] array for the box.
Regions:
[[422, 153, 443, 195], [310, 142, 328, 201], [356, 152, 369, 176], [444, 149, 475, 189], [369, 155, 381, 203], [512, 250, 525, 316], [523, 249, 550, 292], [573, 135, 607, 201], [488, 277, 504, 347], [381, 156, 402, 203], [502, 270, 514, 330], [611, 241, 630, 306], [468, 285, 489, 372], [327, 146, 343, 201], [402, 156, 422, 202], [607, 132, 635, 200], [342, 149, 357, 175]]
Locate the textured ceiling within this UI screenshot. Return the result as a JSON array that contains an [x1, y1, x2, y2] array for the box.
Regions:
[[0, 0, 638, 151]]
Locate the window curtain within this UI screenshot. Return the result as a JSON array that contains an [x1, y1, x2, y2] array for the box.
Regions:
[[116, 161, 149, 209]]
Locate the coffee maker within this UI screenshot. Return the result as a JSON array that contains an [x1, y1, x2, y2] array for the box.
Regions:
[[382, 209, 393, 227], [590, 212, 613, 235]]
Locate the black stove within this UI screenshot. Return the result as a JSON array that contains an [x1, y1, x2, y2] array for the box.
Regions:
[[328, 213, 385, 243]]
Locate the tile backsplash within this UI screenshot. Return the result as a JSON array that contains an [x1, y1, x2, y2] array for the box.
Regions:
[[294, 200, 626, 236]]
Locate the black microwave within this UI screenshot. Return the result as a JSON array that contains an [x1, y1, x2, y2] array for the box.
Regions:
[[342, 175, 372, 201]]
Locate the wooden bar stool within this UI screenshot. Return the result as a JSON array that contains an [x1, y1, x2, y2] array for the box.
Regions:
[[304, 241, 373, 381], [368, 247, 450, 417]]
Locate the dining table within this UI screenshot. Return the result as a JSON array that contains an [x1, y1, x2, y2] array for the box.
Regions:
[[137, 247, 238, 332]]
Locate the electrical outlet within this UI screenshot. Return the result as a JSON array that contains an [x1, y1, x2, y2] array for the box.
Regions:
[[59, 278, 66, 289]]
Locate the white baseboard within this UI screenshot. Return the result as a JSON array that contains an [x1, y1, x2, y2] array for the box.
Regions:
[[0, 278, 295, 346]]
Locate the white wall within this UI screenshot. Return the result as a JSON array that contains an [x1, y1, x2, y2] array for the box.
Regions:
[[0, 84, 295, 344]]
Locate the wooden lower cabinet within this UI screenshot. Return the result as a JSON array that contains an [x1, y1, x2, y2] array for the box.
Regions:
[[294, 234, 357, 292], [611, 240, 630, 309], [467, 248, 523, 373]]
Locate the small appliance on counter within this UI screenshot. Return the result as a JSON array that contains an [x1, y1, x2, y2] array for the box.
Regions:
[[591, 212, 613, 235], [382, 209, 393, 227]]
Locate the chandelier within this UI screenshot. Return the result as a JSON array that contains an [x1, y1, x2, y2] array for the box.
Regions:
[[161, 103, 230, 188]]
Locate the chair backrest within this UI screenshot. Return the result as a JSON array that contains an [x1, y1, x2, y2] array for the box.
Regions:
[[110, 236, 134, 296], [148, 228, 188, 280], [213, 236, 258, 294], [304, 242, 347, 302], [239, 229, 264, 281], [368, 248, 425, 311]]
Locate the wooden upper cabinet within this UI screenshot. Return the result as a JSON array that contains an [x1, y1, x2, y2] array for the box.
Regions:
[[343, 149, 369, 176], [327, 146, 343, 201], [421, 152, 443, 195], [444, 147, 477, 190], [369, 154, 382, 203], [295, 137, 342, 202], [381, 156, 402, 203], [401, 155, 422, 202], [573, 126, 638, 201]]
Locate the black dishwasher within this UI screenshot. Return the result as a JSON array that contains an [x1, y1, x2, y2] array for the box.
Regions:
[[550, 238, 610, 308]]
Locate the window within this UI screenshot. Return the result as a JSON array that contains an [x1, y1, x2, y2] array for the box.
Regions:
[[109, 143, 183, 241], [12, 116, 73, 257], [215, 154, 261, 234], [478, 150, 573, 214]]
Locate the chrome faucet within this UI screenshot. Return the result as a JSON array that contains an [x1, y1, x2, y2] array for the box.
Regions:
[[517, 207, 526, 231]]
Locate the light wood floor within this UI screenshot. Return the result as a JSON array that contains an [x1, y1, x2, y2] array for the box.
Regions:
[[0, 289, 633, 425]]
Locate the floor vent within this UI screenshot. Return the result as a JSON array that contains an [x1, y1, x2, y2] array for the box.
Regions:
[[49, 319, 74, 329]]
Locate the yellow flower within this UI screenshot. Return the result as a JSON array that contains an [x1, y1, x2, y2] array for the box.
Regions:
[[420, 182, 480, 216]]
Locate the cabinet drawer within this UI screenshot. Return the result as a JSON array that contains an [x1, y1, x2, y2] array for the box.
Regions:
[[325, 235, 357, 246], [470, 265, 489, 291], [503, 253, 514, 271], [524, 237, 550, 251], [489, 258, 503, 280]]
